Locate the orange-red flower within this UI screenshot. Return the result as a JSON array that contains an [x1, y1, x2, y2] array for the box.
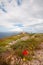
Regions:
[[22, 50, 29, 56]]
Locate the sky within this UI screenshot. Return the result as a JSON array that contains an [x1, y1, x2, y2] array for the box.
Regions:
[[0, 0, 43, 33]]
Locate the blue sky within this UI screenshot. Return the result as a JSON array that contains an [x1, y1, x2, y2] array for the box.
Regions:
[[0, 0, 43, 33]]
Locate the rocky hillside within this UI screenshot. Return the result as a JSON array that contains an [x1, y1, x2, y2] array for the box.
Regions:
[[0, 33, 43, 65]]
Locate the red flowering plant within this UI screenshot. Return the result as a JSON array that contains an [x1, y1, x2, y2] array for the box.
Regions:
[[22, 50, 29, 56], [22, 49, 29, 61]]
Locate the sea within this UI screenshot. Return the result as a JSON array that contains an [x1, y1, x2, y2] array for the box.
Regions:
[[0, 32, 19, 38]]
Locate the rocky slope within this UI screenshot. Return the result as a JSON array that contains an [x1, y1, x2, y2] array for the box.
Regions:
[[0, 33, 43, 65]]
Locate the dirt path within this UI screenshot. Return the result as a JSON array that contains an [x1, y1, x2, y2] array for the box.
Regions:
[[5, 36, 29, 48]]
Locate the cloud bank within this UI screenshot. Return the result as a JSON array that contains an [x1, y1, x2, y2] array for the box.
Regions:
[[0, 0, 43, 33]]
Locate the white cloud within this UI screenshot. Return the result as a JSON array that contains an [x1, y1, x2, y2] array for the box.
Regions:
[[9, 27, 23, 32], [0, 0, 43, 32]]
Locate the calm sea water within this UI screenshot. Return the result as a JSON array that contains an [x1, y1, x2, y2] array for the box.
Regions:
[[0, 32, 19, 38]]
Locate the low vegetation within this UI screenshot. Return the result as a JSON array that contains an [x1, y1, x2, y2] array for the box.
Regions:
[[0, 33, 43, 65]]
